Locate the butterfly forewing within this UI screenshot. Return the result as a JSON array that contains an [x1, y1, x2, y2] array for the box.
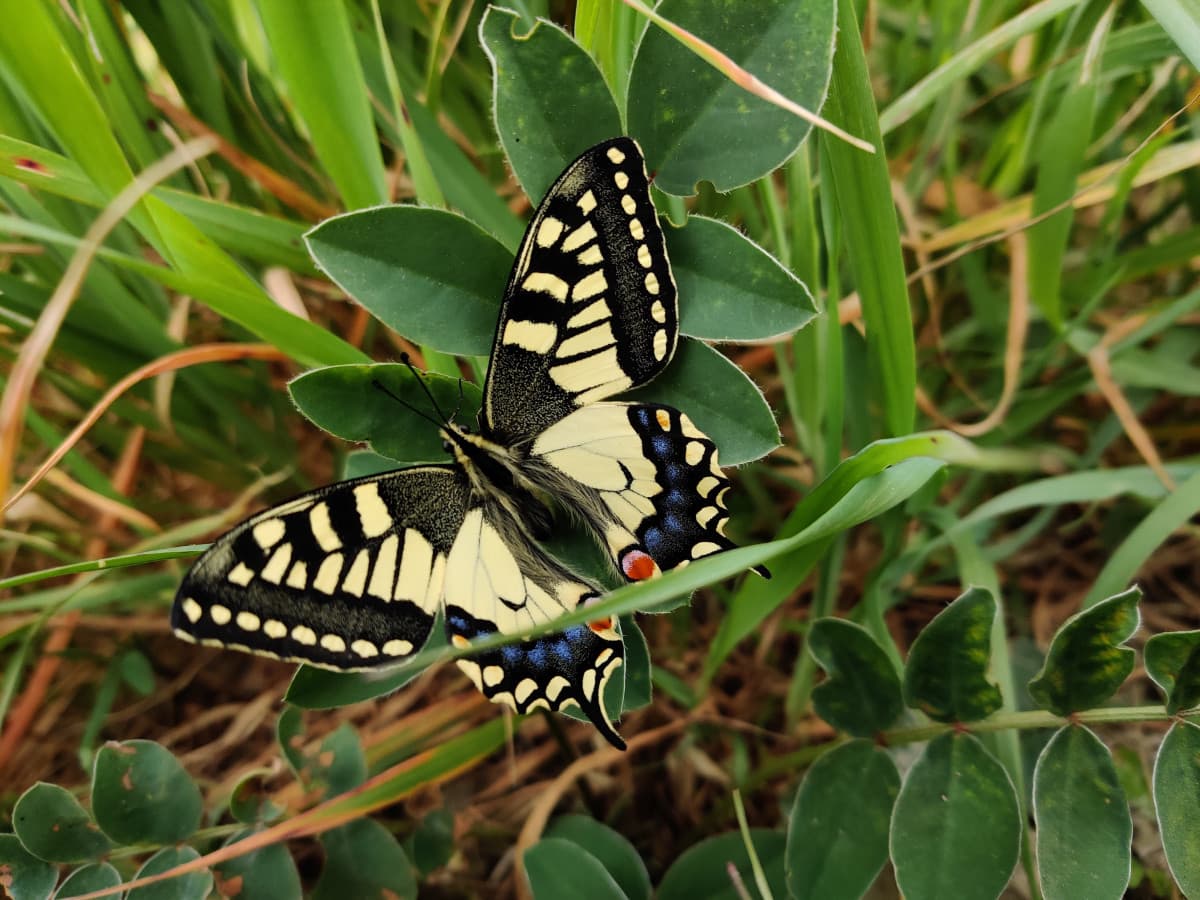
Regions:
[[483, 138, 678, 443], [172, 467, 469, 671]]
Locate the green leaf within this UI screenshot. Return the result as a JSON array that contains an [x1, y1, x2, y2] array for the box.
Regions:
[[619, 617, 653, 713], [545, 815, 652, 900], [1028, 586, 1141, 716], [1153, 720, 1200, 897], [668, 216, 816, 342], [126, 846, 212, 900], [305, 207, 511, 356], [786, 739, 900, 900], [0, 834, 56, 900], [12, 782, 111, 863], [807, 619, 903, 736], [480, 7, 623, 204], [626, 0, 836, 196], [1145, 630, 1200, 714], [313, 818, 418, 900], [409, 808, 455, 876], [524, 838, 627, 900], [55, 862, 122, 897], [902, 586, 1003, 723], [91, 740, 203, 845], [255, 0, 386, 209], [228, 770, 285, 825], [343, 449, 401, 480], [212, 829, 302, 900], [1141, 0, 1200, 71], [1033, 726, 1131, 900], [631, 339, 779, 466], [312, 723, 368, 798], [657, 830, 786, 900], [891, 733, 1021, 900], [119, 649, 155, 696], [289, 364, 483, 465]]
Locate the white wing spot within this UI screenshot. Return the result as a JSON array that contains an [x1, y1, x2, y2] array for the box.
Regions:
[[645, 272, 660, 295], [546, 676, 571, 701], [252, 518, 285, 550], [260, 543, 292, 584], [606, 146, 626, 164], [383, 639, 413, 656], [236, 611, 260, 632], [558, 322, 616, 358], [522, 271, 570, 301], [458, 659, 483, 690], [342, 549, 370, 597], [320, 634, 346, 653], [210, 604, 232, 625], [351, 639, 378, 658], [685, 440, 706, 466], [577, 244, 603, 266], [503, 320, 558, 353], [309, 503, 341, 551], [314, 553, 343, 594], [596, 647, 615, 666], [483, 665, 505, 688], [573, 269, 608, 300], [515, 678, 538, 704], [697, 476, 721, 497], [692, 541, 723, 558], [367, 534, 399, 600], [292, 625, 317, 646], [550, 348, 629, 394], [264, 620, 287, 639], [697, 506, 721, 529], [582, 668, 597, 699], [629, 218, 645, 240], [395, 528, 434, 605], [577, 190, 597, 214], [536, 216, 564, 247], [227, 563, 255, 586], [567, 299, 610, 329], [422, 552, 447, 614], [286, 560, 307, 589], [621, 194, 636, 215], [637, 244, 652, 268], [614, 170, 629, 189], [653, 329, 669, 361], [562, 221, 597, 252], [651, 300, 667, 323], [353, 483, 391, 538], [181, 598, 203, 623]]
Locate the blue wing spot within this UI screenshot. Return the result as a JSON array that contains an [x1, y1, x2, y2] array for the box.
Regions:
[[651, 434, 673, 457], [565, 625, 587, 642], [552, 640, 573, 661], [665, 489, 689, 508], [666, 464, 686, 483], [663, 512, 684, 533], [502, 645, 522, 664], [528, 643, 548, 668], [448, 615, 468, 631], [643, 526, 666, 554], [635, 408, 654, 428]]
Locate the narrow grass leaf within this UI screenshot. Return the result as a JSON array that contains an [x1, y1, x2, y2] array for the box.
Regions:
[[55, 863, 123, 897], [626, 0, 836, 195], [126, 846, 212, 900], [657, 830, 787, 900], [91, 740, 203, 845], [524, 838, 628, 900], [213, 831, 302, 900], [1153, 720, 1200, 897], [1033, 725, 1131, 900], [480, 7, 622, 204], [1141, 0, 1200, 70], [786, 740, 899, 900], [1028, 586, 1141, 716], [891, 733, 1021, 900], [0, 834, 57, 900], [807, 619, 903, 736], [1144, 631, 1200, 714], [903, 586, 1003, 723], [668, 216, 816, 342], [545, 816, 652, 900], [11, 782, 112, 863]]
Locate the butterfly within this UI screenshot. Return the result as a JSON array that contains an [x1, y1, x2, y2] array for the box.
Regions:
[[172, 137, 765, 750]]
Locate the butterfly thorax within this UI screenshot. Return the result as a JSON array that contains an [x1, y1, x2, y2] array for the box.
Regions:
[[440, 423, 553, 539]]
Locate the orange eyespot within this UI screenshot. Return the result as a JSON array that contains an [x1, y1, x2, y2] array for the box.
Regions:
[[621, 549, 658, 581], [451, 634, 471, 649], [588, 616, 614, 634]]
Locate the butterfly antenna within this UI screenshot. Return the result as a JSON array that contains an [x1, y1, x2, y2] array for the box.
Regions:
[[371, 378, 443, 429], [398, 352, 451, 424], [450, 378, 466, 422]]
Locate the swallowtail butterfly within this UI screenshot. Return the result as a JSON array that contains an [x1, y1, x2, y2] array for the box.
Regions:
[[172, 138, 765, 749]]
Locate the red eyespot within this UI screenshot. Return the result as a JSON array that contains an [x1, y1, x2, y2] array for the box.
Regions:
[[588, 616, 614, 634], [621, 549, 657, 581]]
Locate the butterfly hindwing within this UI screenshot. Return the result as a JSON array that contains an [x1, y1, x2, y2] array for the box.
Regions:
[[172, 467, 470, 671], [443, 507, 626, 749], [483, 138, 678, 443]]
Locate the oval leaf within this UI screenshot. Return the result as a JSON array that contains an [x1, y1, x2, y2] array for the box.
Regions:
[[545, 814, 652, 900], [126, 847, 211, 900], [1153, 720, 1200, 898], [619, 616, 653, 713], [0, 834, 56, 900], [228, 770, 285, 825], [807, 618, 903, 736], [1028, 586, 1141, 717], [305, 207, 510, 355], [658, 829, 786, 900], [290, 364, 483, 465], [523, 837, 626, 900], [626, 0, 836, 195], [669, 216, 815, 342], [56, 862, 123, 897], [313, 818, 417, 900], [312, 723, 367, 798], [631, 338, 779, 465], [213, 829, 302, 900], [891, 732, 1020, 900], [786, 739, 900, 900], [409, 808, 455, 876], [903, 586, 1003, 723], [1144, 630, 1200, 714], [12, 782, 112, 863], [480, 8, 622, 204], [1033, 725, 1131, 900], [91, 740, 202, 845]]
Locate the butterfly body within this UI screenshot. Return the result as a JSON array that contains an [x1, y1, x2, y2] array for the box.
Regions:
[[172, 138, 762, 750]]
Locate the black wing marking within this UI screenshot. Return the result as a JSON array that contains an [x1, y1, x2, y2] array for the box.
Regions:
[[442, 506, 627, 749], [482, 137, 678, 444], [172, 467, 470, 671], [530, 402, 768, 581]]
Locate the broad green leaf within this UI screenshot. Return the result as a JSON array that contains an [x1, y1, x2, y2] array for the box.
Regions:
[[126, 847, 212, 900], [620, 617, 653, 712], [55, 862, 122, 897], [631, 339, 780, 466], [669, 216, 816, 342], [786, 739, 900, 900], [524, 838, 627, 900], [289, 364, 483, 465], [1145, 630, 1200, 714], [1033, 726, 1131, 900], [891, 733, 1020, 900], [409, 808, 455, 876], [658, 830, 786, 900], [807, 619, 903, 736], [480, 7, 623, 204], [1028, 586, 1141, 716], [310, 724, 367, 798], [820, 0, 915, 437], [255, 0, 386, 209], [313, 818, 418, 900], [213, 829, 302, 900], [276, 705, 306, 778], [0, 834, 56, 900], [1153, 720, 1200, 897], [545, 815, 652, 900], [626, 0, 836, 195], [305, 206, 511, 356], [11, 782, 111, 863], [91, 740, 202, 845], [343, 449, 400, 480], [228, 770, 285, 825], [903, 586, 1003, 723]]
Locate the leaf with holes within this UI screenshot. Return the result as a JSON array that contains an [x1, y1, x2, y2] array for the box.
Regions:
[[91, 740, 202, 845], [12, 782, 112, 862]]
